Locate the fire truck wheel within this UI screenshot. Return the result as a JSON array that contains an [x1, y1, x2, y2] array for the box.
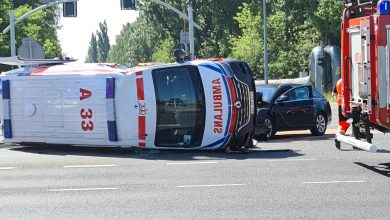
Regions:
[[310, 112, 327, 136]]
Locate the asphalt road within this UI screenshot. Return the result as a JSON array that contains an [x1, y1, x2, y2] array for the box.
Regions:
[[1, 103, 390, 220]]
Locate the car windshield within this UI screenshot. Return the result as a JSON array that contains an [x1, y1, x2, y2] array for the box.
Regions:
[[256, 86, 278, 103], [152, 66, 205, 147]]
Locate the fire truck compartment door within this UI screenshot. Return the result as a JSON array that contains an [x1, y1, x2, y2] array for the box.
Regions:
[[350, 27, 364, 103], [387, 25, 390, 109]]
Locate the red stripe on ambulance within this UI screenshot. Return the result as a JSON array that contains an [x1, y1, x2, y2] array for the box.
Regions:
[[136, 71, 146, 148], [29, 69, 118, 76], [138, 116, 146, 141], [30, 67, 49, 75], [226, 78, 237, 134]]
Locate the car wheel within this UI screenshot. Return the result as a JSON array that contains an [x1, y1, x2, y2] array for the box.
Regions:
[[310, 112, 327, 136], [257, 116, 276, 141]]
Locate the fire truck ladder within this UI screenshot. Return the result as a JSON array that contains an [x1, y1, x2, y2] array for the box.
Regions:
[[358, 17, 372, 115]]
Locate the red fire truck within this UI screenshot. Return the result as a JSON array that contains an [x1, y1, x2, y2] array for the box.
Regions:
[[337, 0, 390, 151]]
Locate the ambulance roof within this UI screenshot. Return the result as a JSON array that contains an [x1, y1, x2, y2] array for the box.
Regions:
[[1, 60, 222, 77]]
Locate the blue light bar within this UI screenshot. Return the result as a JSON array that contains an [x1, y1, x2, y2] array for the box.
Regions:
[[107, 121, 118, 141], [106, 77, 118, 142], [2, 80, 12, 138], [378, 0, 390, 15], [106, 77, 115, 99], [2, 80, 10, 99]]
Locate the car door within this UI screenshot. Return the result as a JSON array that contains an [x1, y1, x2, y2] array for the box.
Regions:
[[273, 86, 314, 129]]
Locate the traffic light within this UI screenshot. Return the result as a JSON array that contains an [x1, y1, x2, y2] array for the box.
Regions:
[[121, 0, 136, 10], [63, 2, 77, 17]]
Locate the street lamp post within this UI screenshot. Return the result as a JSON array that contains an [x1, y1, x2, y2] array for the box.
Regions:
[[150, 0, 201, 59], [9, 10, 16, 56], [263, 0, 269, 84], [3, 0, 77, 57], [188, 4, 195, 59]]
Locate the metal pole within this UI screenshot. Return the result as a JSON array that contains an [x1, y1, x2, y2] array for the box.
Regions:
[[188, 4, 195, 59], [263, 0, 269, 83], [2, 0, 79, 58], [10, 10, 16, 56]]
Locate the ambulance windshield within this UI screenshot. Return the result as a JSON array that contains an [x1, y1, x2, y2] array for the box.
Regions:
[[152, 66, 205, 147]]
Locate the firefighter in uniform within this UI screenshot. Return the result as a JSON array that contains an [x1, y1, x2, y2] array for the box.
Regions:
[[333, 78, 350, 135]]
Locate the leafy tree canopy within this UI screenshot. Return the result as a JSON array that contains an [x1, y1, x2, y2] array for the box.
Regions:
[[0, 0, 62, 71], [109, 0, 344, 79]]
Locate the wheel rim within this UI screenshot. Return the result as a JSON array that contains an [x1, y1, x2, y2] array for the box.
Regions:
[[316, 114, 326, 133], [264, 119, 273, 138]]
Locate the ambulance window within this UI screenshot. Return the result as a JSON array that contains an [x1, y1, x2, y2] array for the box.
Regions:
[[152, 66, 205, 147]]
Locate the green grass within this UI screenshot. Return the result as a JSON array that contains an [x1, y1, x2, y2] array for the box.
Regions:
[[323, 91, 336, 103]]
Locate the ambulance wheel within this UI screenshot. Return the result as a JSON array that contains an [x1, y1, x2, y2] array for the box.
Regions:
[[311, 112, 327, 136]]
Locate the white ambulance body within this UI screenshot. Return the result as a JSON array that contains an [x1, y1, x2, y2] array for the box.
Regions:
[[0, 59, 256, 150]]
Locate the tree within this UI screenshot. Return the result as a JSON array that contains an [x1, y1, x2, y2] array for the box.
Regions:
[[309, 0, 343, 45], [111, 0, 344, 78], [86, 33, 98, 63], [108, 15, 163, 67], [135, 0, 251, 58], [0, 0, 62, 71], [231, 1, 321, 79], [96, 20, 110, 62], [152, 36, 175, 63], [0, 0, 12, 57], [229, 3, 263, 79]]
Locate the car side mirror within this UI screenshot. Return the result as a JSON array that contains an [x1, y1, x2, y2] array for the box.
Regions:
[[276, 94, 289, 102], [256, 92, 263, 104]]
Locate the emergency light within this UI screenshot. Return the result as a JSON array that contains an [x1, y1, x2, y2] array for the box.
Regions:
[[378, 0, 390, 15]]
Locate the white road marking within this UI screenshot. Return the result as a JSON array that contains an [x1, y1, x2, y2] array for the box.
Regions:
[[63, 164, 116, 168], [268, 158, 318, 162], [0, 167, 15, 170], [176, 184, 245, 188], [302, 180, 366, 184], [49, 187, 118, 192], [167, 161, 218, 165]]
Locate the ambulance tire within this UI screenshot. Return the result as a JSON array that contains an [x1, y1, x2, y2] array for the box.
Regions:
[[310, 112, 327, 136]]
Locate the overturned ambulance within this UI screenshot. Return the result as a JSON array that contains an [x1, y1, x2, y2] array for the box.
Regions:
[[0, 57, 256, 150]]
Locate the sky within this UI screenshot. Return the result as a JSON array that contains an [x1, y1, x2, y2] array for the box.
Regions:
[[58, 0, 139, 62]]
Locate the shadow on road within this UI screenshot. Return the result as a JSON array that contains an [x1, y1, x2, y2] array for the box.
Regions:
[[339, 148, 390, 153], [257, 133, 335, 144], [355, 162, 390, 177], [9, 144, 306, 161]]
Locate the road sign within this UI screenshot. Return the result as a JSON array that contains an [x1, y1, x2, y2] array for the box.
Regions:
[[180, 31, 189, 44], [17, 37, 45, 59]]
